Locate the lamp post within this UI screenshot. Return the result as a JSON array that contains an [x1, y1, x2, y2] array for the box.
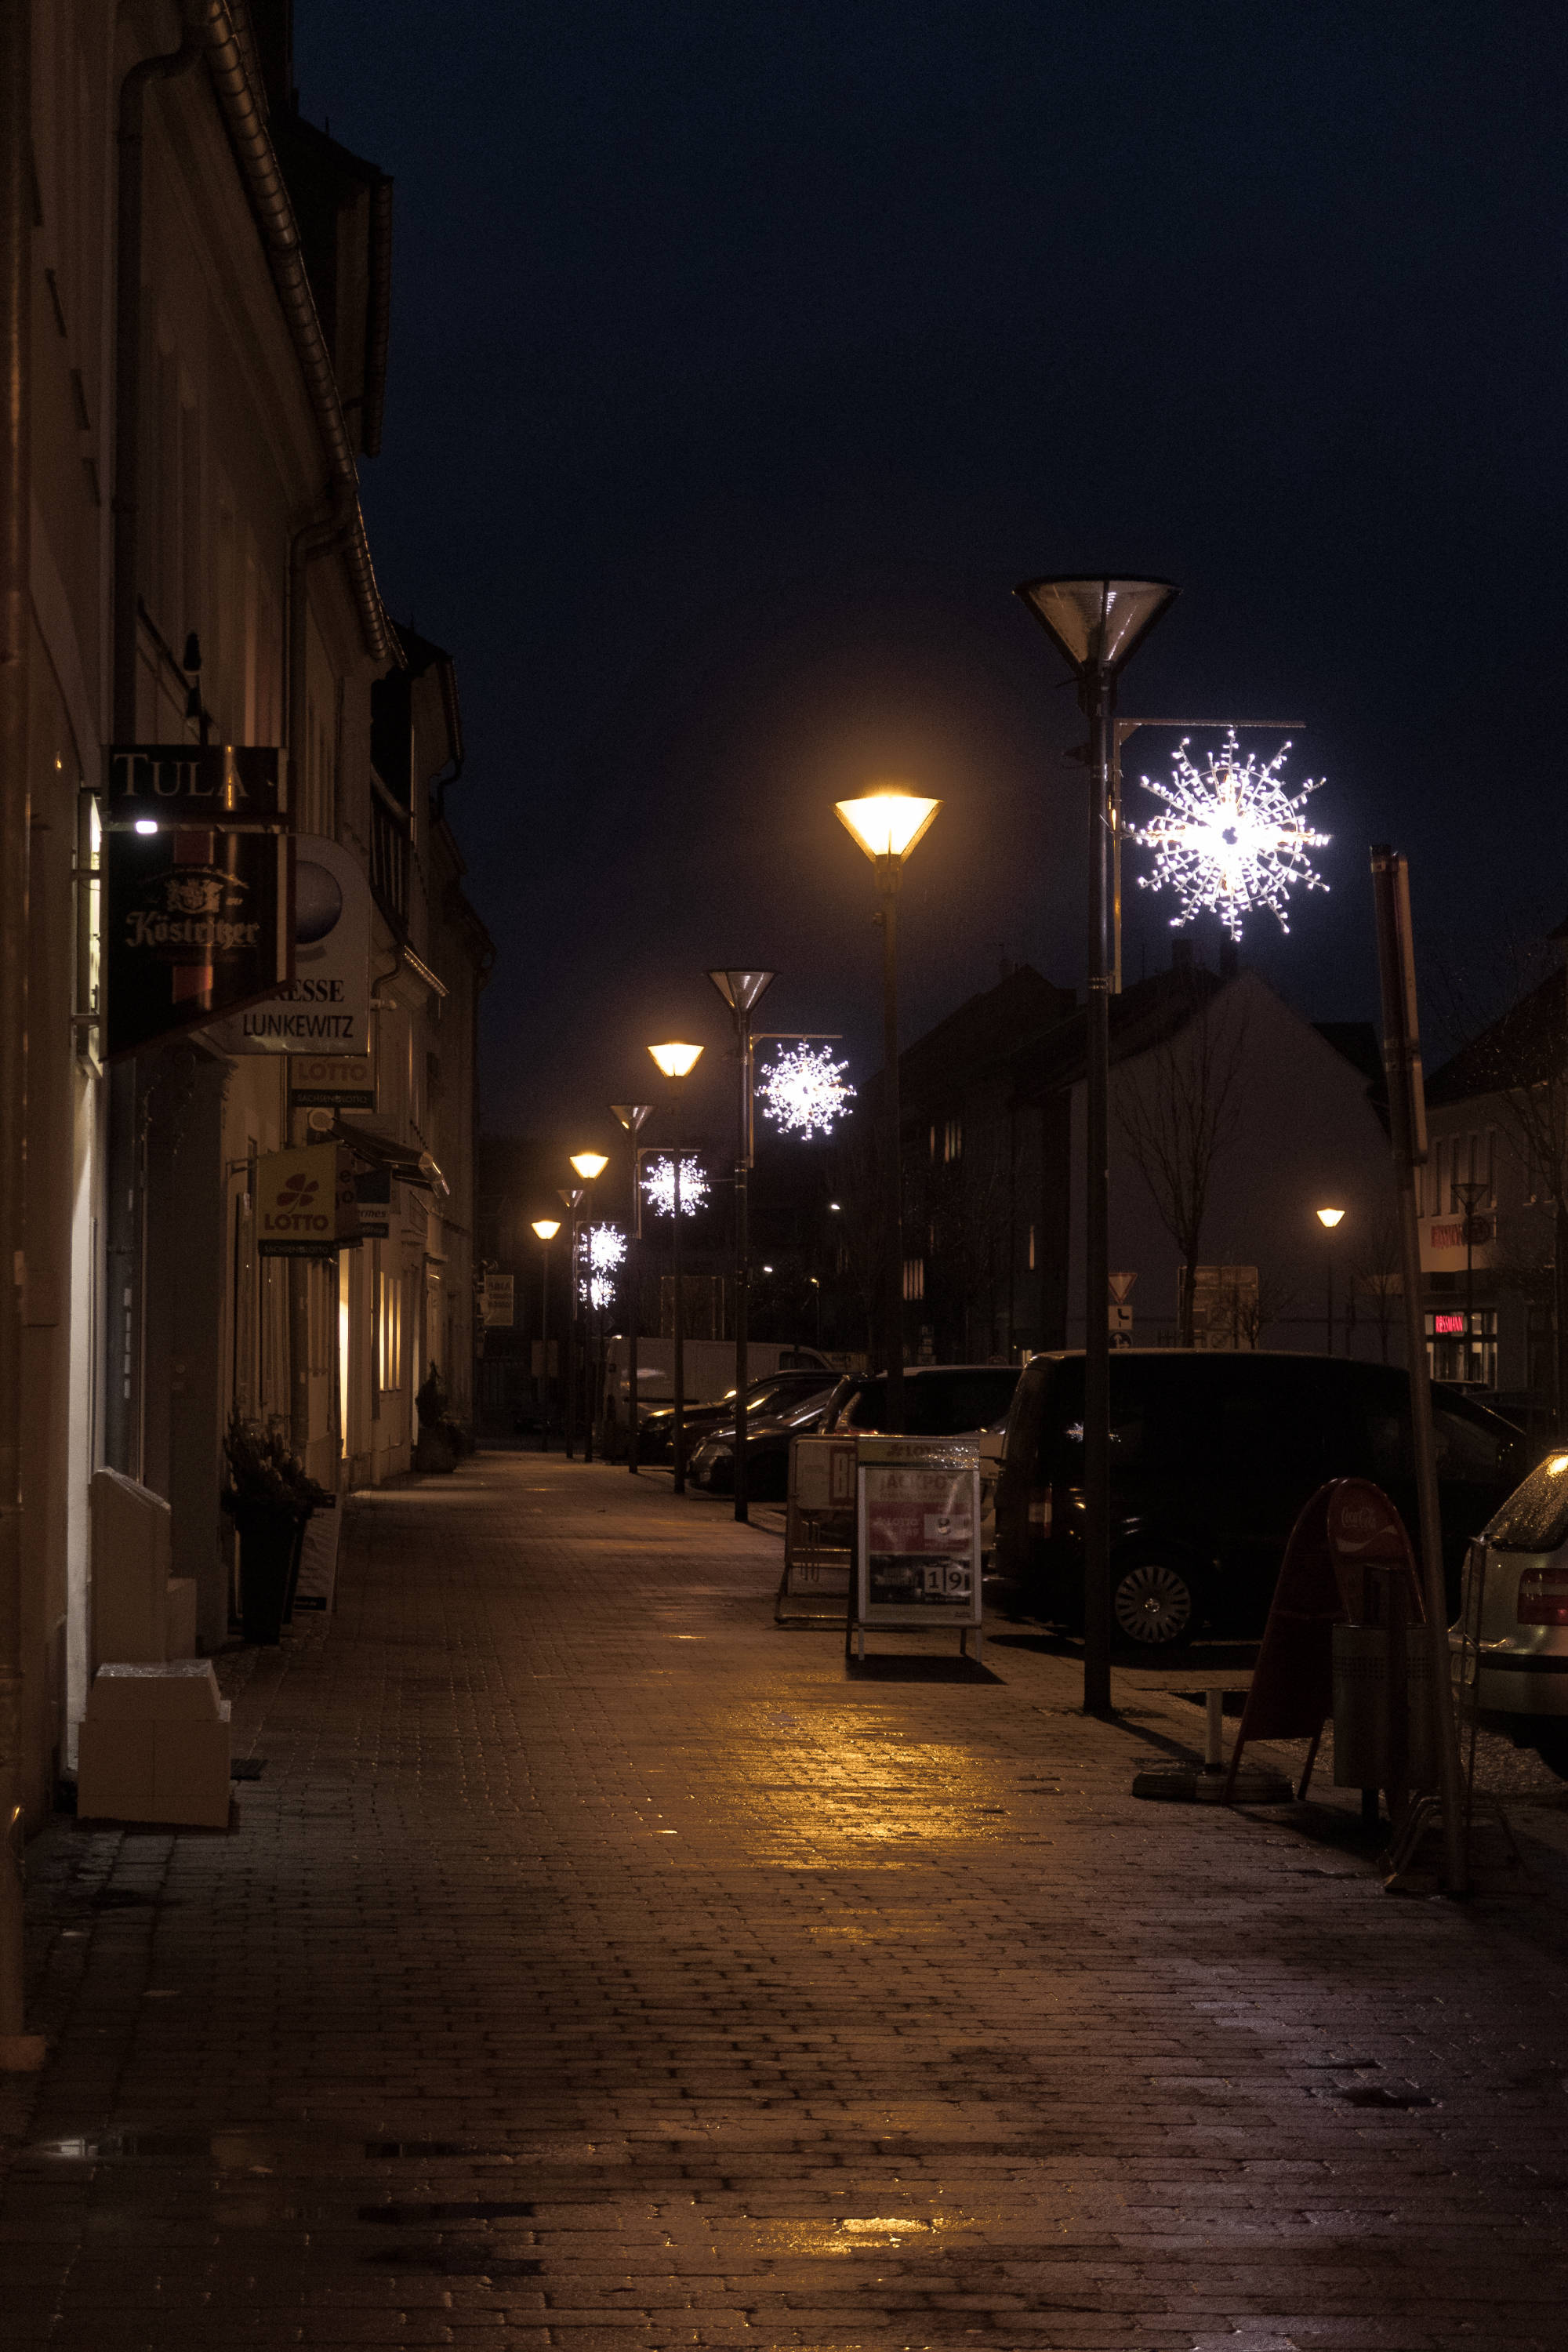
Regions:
[[557, 1184, 585, 1456], [649, 1042, 704, 1493], [808, 1275, 822, 1347], [531, 1218, 560, 1449], [707, 971, 776, 1522], [611, 1103, 654, 1468], [1316, 1206, 1345, 1354], [1014, 575, 1178, 1719], [833, 788, 942, 1435], [1454, 1178, 1489, 1386], [569, 1152, 609, 1457]]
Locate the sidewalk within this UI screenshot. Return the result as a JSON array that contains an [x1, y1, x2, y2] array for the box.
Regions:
[[2, 1450, 1566, 2350]]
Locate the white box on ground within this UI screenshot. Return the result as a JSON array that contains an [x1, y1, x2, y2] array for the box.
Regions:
[[77, 1661, 232, 1829], [89, 1468, 197, 1671]]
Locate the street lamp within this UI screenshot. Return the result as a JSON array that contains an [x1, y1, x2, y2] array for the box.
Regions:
[[708, 971, 776, 1522], [557, 1182, 586, 1457], [611, 1103, 654, 1469], [834, 786, 942, 1434], [1454, 1178, 1489, 1386], [530, 1218, 561, 1448], [1015, 574, 1178, 1719], [649, 1041, 704, 1492], [1316, 1206, 1345, 1355], [808, 1273, 822, 1347], [569, 1152, 611, 1457]]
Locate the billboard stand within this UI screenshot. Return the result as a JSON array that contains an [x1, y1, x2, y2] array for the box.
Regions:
[[847, 1437, 984, 1662]]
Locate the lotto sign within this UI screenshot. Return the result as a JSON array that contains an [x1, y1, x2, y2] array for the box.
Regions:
[[256, 1144, 358, 1258], [853, 1437, 983, 1649]]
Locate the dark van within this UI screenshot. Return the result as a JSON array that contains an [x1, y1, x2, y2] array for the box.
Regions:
[[992, 1349, 1523, 1649]]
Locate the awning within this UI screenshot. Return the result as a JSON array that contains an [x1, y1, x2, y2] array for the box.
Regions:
[[328, 1116, 449, 1196]]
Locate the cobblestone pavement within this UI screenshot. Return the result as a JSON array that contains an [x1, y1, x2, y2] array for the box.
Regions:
[[3, 1450, 1568, 2351]]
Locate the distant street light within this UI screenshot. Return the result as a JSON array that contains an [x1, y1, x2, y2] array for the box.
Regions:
[[611, 1102, 654, 1470], [808, 1273, 822, 1347], [1316, 1205, 1345, 1354], [835, 786, 942, 1434], [1015, 574, 1178, 1719], [708, 970, 776, 1524], [649, 1041, 704, 1492], [556, 1183, 586, 1456], [531, 1218, 561, 1450]]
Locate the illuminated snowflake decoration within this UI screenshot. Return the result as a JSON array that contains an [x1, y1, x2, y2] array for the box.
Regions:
[[757, 1044, 856, 1140], [641, 1156, 708, 1218], [1132, 731, 1330, 942], [579, 1223, 626, 1312]]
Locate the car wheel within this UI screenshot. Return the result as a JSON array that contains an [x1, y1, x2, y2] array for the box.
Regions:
[[1111, 1556, 1196, 1648], [1532, 1729, 1568, 1782]]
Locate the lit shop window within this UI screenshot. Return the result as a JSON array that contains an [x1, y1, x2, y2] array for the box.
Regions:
[[903, 1258, 925, 1302]]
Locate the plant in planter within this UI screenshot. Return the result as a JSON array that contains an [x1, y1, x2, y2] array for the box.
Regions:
[[413, 1362, 466, 1473], [222, 1414, 330, 1644]]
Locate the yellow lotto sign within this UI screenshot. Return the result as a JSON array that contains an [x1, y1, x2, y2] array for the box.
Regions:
[[256, 1144, 358, 1258]]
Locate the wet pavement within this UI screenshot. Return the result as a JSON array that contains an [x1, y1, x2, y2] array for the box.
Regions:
[[2, 1450, 1568, 2349]]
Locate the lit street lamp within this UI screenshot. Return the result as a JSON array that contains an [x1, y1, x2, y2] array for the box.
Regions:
[[648, 1041, 704, 1493], [834, 786, 942, 1434], [708, 970, 776, 1523], [611, 1103, 654, 1468], [1316, 1205, 1345, 1354], [568, 1152, 610, 1457], [1015, 575, 1178, 1719], [530, 1218, 561, 1450]]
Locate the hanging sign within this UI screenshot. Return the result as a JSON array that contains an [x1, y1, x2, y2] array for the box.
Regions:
[[354, 1167, 394, 1240], [481, 1272, 515, 1328], [209, 836, 372, 1054], [256, 1144, 360, 1258], [289, 1052, 377, 1110], [107, 743, 288, 826], [851, 1436, 984, 1656], [103, 822, 292, 1059]]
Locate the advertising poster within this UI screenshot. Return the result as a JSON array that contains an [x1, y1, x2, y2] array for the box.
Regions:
[[855, 1439, 982, 1633], [289, 1052, 377, 1110]]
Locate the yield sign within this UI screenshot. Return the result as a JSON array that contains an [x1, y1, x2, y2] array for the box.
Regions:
[[1108, 1270, 1138, 1303]]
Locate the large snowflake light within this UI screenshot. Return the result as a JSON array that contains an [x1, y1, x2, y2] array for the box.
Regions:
[[579, 1222, 626, 1312], [757, 1044, 855, 1140], [641, 1156, 709, 1218], [1132, 731, 1329, 942]]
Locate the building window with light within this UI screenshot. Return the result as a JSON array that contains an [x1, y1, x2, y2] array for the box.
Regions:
[[903, 1258, 925, 1302], [943, 1117, 962, 1164]]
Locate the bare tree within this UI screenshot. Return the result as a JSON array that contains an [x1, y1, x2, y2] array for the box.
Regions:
[[1232, 1269, 1301, 1351], [1116, 977, 1251, 1347], [1350, 1210, 1403, 1365]]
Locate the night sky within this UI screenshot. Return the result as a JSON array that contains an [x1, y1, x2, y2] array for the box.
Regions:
[[298, 2, 1567, 1149]]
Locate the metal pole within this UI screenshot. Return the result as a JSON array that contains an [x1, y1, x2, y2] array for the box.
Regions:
[[1083, 663, 1115, 1717], [877, 857, 905, 1435], [1371, 844, 1467, 1894], [564, 1222, 579, 1459], [539, 1239, 550, 1453], [672, 1147, 686, 1494], [627, 1163, 641, 1473], [1326, 1246, 1334, 1356], [733, 1007, 753, 1522], [583, 1212, 596, 1464]]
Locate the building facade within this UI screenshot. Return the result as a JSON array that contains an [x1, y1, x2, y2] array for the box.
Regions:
[[2, 0, 490, 1873]]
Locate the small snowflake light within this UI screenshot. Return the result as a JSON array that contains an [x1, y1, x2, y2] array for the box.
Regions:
[[641, 1156, 708, 1218], [757, 1044, 856, 1140], [1132, 731, 1329, 941], [579, 1222, 626, 1312]]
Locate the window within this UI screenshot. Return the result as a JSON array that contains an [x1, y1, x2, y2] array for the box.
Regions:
[[943, 1116, 963, 1163], [1027, 1223, 1036, 1272], [903, 1258, 925, 1301], [377, 1267, 403, 1392]]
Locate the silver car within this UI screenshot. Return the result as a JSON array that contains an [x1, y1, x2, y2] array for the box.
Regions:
[[1453, 1447, 1568, 1779]]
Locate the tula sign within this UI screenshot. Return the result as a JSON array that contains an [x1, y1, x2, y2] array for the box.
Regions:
[[106, 745, 287, 825], [256, 1145, 361, 1258]]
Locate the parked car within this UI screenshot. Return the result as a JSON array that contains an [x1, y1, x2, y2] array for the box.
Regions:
[[821, 1363, 1022, 1438], [1452, 1448, 1568, 1779], [689, 1384, 840, 1499], [993, 1349, 1524, 1650], [638, 1367, 837, 1465]]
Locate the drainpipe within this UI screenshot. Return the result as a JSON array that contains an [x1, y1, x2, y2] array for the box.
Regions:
[[285, 486, 354, 1458], [0, 0, 40, 2070], [103, 4, 208, 1485]]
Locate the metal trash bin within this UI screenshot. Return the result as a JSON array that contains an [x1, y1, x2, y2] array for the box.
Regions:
[[1332, 1624, 1432, 1788]]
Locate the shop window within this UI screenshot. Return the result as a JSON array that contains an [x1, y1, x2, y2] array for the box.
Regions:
[[378, 1267, 402, 1393], [903, 1258, 925, 1302]]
